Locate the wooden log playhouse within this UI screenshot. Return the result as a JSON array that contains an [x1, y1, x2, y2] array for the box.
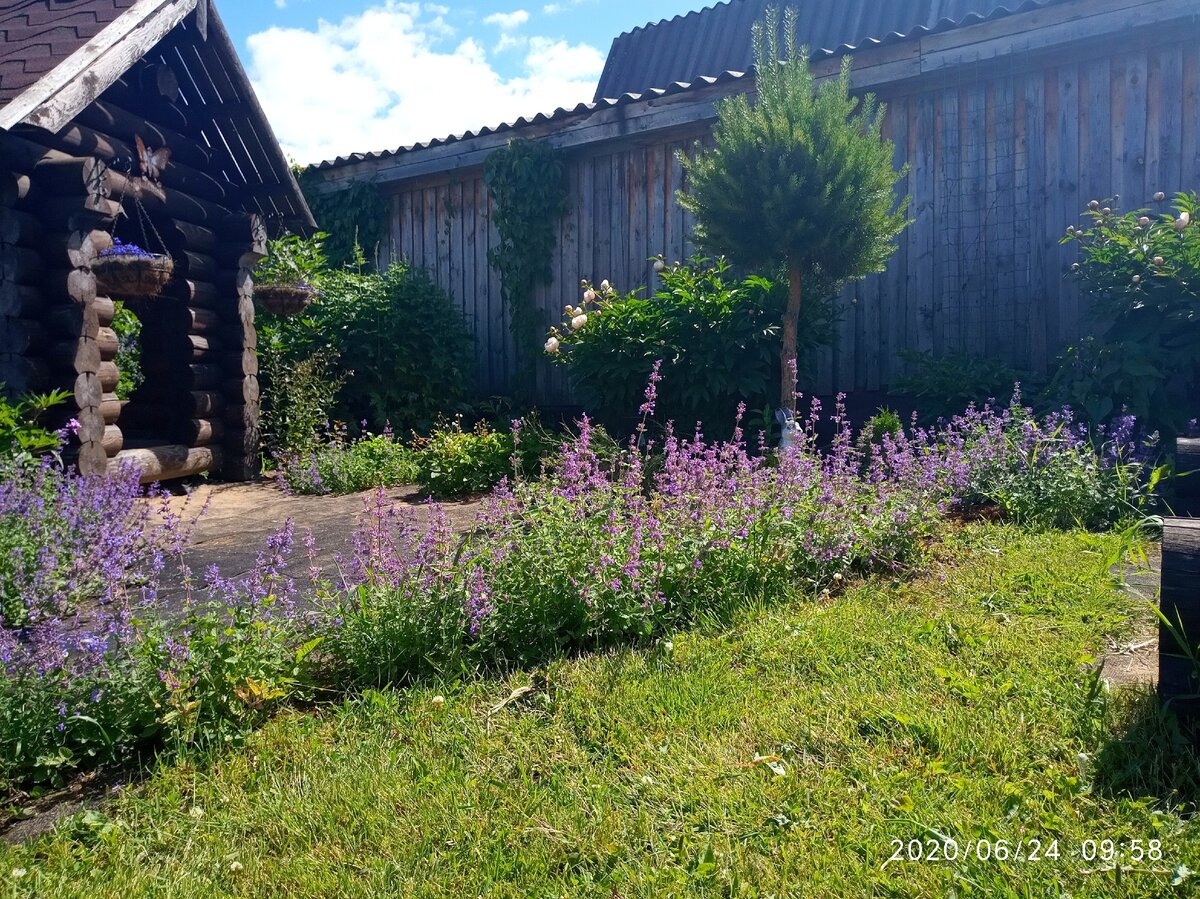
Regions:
[[0, 0, 312, 482]]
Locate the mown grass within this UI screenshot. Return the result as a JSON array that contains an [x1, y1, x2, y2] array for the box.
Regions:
[[3, 524, 1199, 897]]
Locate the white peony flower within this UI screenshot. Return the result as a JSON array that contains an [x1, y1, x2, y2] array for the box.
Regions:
[[583, 289, 596, 303], [600, 279, 610, 291], [544, 336, 560, 353], [570, 314, 587, 330]]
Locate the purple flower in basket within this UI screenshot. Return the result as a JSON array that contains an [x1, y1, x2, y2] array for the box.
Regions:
[[99, 237, 154, 259]]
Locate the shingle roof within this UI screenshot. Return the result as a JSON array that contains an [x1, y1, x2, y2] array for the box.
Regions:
[[0, 0, 135, 106], [595, 0, 1064, 100]]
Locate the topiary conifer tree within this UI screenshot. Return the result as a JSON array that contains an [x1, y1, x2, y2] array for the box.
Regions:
[[678, 6, 909, 411]]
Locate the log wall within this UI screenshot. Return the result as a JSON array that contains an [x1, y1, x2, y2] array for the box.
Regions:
[[353, 3, 1200, 404]]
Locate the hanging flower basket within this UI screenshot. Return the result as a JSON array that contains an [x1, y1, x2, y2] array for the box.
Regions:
[[255, 283, 317, 316], [93, 240, 174, 299]]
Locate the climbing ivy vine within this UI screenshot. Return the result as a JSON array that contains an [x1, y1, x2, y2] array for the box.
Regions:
[[484, 139, 570, 397], [296, 170, 388, 270]]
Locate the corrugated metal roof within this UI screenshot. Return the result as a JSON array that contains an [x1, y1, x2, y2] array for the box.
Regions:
[[309, 72, 751, 171], [595, 0, 1064, 100], [312, 0, 1059, 172]]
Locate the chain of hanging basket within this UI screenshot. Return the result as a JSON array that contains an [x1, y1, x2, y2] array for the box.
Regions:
[[92, 167, 175, 300]]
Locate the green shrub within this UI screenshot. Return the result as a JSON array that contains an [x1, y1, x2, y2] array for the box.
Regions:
[[0, 385, 69, 460], [278, 427, 419, 495], [261, 263, 474, 436], [1057, 191, 1200, 432], [259, 348, 348, 458], [547, 257, 833, 435], [414, 420, 516, 499], [111, 302, 143, 401], [892, 351, 1031, 422]]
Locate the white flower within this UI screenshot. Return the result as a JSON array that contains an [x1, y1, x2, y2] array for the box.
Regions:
[[431, 695, 446, 707], [1132, 274, 1141, 283], [582, 289, 596, 303], [600, 279, 610, 291], [662, 641, 674, 653], [641, 775, 655, 785], [653, 258, 666, 273], [544, 336, 560, 354], [189, 806, 205, 819], [1154, 256, 1165, 265], [570, 314, 587, 330], [1175, 211, 1191, 230], [12, 869, 27, 879], [1154, 191, 1166, 201], [229, 861, 244, 873]]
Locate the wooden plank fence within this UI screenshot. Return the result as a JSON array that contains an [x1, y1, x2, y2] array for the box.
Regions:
[[322, 0, 1200, 405]]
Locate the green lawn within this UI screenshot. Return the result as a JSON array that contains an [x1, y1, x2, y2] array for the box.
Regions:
[[4, 525, 1198, 897]]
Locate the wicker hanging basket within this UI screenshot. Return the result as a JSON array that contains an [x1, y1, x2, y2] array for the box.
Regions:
[[255, 283, 317, 316], [93, 253, 175, 299]]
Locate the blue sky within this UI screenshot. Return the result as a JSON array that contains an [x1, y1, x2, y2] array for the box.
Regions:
[[222, 0, 699, 164]]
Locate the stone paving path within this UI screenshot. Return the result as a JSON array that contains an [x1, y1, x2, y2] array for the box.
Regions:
[[153, 480, 485, 608], [1099, 545, 1161, 689]]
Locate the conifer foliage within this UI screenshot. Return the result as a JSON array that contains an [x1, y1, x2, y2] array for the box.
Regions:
[[678, 6, 910, 409]]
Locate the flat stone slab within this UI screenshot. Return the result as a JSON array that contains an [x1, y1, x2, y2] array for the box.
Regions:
[[1100, 545, 1161, 689], [149, 480, 485, 610]]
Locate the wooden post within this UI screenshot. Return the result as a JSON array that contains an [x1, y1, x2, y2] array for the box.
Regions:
[[1178, 438, 1200, 501], [1159, 518, 1200, 742], [221, 214, 265, 481]]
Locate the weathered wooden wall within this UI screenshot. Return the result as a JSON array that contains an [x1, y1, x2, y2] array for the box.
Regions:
[[364, 3, 1200, 404]]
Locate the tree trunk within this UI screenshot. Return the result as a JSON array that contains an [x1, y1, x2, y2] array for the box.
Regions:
[[780, 263, 803, 412]]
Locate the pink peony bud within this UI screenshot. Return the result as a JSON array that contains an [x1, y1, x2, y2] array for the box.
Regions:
[[1153, 255, 1165, 266], [544, 336, 560, 353], [1154, 191, 1166, 202], [1175, 212, 1191, 230], [1138, 216, 1150, 226], [583, 289, 596, 303], [1088, 200, 1100, 210]]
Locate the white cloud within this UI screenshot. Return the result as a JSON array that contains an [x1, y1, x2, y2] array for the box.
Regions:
[[483, 9, 529, 52], [246, 2, 604, 165], [482, 10, 529, 30]]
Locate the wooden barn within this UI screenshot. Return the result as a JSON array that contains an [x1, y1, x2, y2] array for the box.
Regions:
[[0, 0, 313, 481], [308, 0, 1200, 406]]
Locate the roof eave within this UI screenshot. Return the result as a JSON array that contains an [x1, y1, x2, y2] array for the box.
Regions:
[[0, 0, 200, 133]]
